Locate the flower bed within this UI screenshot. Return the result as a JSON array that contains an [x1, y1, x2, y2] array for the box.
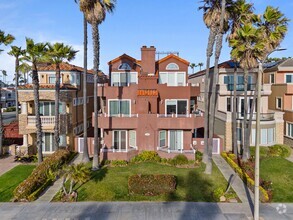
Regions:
[[13, 149, 76, 202], [221, 152, 270, 202]]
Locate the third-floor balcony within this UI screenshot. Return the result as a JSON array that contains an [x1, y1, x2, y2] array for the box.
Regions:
[[218, 84, 271, 96], [236, 112, 275, 121]]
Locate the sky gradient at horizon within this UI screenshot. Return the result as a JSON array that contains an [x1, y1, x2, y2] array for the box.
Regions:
[[0, 0, 292, 82]]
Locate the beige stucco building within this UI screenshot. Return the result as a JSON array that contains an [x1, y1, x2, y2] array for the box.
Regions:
[[189, 60, 284, 152], [263, 58, 293, 147], [18, 62, 105, 154]]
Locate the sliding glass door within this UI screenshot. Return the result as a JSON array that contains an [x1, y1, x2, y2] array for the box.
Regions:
[[42, 133, 56, 152], [169, 130, 183, 151], [113, 130, 127, 151]]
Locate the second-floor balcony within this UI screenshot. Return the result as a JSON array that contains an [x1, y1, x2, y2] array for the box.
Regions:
[[226, 84, 256, 91], [27, 116, 55, 126]]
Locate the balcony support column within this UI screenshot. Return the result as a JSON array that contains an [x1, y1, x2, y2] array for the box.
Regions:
[[21, 102, 27, 114], [23, 134, 28, 147]]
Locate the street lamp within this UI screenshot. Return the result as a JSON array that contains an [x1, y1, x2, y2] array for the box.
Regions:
[[254, 48, 286, 220]]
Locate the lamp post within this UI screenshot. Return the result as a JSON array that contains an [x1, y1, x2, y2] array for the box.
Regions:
[[254, 48, 286, 220]]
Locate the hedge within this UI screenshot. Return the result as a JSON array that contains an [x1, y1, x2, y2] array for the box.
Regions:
[[221, 152, 269, 202], [128, 174, 176, 196], [13, 149, 74, 201]]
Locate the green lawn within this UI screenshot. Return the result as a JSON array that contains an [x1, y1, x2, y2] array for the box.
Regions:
[[260, 157, 293, 202], [0, 165, 36, 202], [75, 162, 232, 202]]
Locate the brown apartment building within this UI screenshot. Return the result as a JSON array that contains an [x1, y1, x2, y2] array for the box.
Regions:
[[94, 46, 208, 160], [18, 62, 106, 155], [264, 58, 293, 147]]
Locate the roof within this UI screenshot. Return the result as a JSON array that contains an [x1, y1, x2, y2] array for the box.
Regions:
[[157, 54, 189, 65], [18, 84, 78, 90], [108, 54, 141, 65], [264, 58, 293, 72]]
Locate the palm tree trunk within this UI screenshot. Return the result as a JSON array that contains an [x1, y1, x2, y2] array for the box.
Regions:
[[32, 65, 43, 164], [82, 15, 90, 163], [203, 29, 217, 164], [242, 68, 249, 161], [15, 57, 19, 120], [92, 22, 100, 170], [205, 0, 226, 174], [54, 64, 60, 150], [232, 62, 238, 156]]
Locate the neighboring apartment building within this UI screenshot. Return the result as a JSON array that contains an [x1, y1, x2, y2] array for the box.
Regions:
[[18, 62, 105, 155], [95, 46, 205, 160], [263, 58, 293, 147], [189, 61, 284, 152], [1, 87, 16, 108]]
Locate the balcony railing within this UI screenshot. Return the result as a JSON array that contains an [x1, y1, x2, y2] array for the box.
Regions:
[[27, 116, 55, 125], [226, 84, 256, 91], [98, 113, 138, 118], [236, 112, 275, 121], [157, 113, 202, 118]]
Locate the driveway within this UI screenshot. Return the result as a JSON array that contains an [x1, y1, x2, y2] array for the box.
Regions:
[[0, 156, 18, 176]]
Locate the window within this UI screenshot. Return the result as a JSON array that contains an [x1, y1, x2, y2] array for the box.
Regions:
[[224, 75, 253, 91], [227, 97, 231, 112], [42, 133, 56, 152], [269, 74, 275, 84], [237, 128, 242, 142], [285, 74, 293, 83], [113, 130, 127, 151], [159, 72, 186, 86], [40, 102, 55, 116], [111, 72, 137, 86], [129, 130, 136, 147], [49, 76, 56, 84], [287, 123, 293, 138], [109, 100, 130, 116], [166, 99, 187, 115], [166, 63, 179, 70], [251, 128, 275, 145], [168, 130, 183, 151], [118, 63, 131, 70], [159, 130, 166, 147], [276, 97, 282, 109]]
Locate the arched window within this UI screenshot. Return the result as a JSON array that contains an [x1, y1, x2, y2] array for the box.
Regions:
[[118, 63, 131, 70], [166, 63, 179, 70]]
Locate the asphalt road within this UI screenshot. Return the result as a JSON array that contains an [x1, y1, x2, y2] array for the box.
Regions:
[[2, 111, 16, 125]]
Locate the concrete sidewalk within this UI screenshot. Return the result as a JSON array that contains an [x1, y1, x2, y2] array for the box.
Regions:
[[213, 155, 254, 206], [0, 202, 292, 220], [36, 153, 83, 203], [286, 150, 293, 163], [0, 156, 19, 176]]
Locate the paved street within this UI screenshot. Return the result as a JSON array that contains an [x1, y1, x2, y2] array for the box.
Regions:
[[2, 111, 16, 125], [0, 202, 292, 220]]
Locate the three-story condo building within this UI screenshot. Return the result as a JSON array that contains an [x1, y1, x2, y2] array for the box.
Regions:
[[263, 58, 293, 147], [95, 46, 206, 160], [189, 61, 284, 152], [18, 62, 106, 155]]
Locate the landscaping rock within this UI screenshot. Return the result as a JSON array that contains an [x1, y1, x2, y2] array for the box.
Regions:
[[220, 196, 226, 202]]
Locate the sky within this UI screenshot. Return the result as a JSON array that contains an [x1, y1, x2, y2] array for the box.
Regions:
[[0, 0, 292, 83]]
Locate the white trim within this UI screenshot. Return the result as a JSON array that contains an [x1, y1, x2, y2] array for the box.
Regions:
[[159, 72, 186, 86], [276, 97, 282, 110], [108, 99, 131, 116], [159, 130, 166, 147], [112, 130, 128, 152], [118, 63, 131, 70], [269, 73, 275, 84], [165, 99, 189, 116], [129, 130, 136, 147], [285, 73, 293, 84], [287, 122, 293, 138], [166, 63, 179, 70]]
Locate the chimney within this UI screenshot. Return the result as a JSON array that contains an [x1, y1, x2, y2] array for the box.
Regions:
[[141, 46, 156, 75]]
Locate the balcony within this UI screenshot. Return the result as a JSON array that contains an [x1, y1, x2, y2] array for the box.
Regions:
[[156, 113, 204, 129], [27, 116, 55, 127], [97, 113, 139, 129], [236, 112, 275, 121], [226, 84, 256, 91], [218, 84, 271, 96]]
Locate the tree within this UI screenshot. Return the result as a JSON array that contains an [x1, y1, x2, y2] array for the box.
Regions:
[[80, 0, 116, 170], [8, 46, 26, 120], [205, 0, 228, 174], [45, 43, 77, 150], [61, 163, 90, 201], [75, 0, 90, 163], [0, 30, 14, 155], [22, 38, 47, 164], [190, 63, 196, 73], [18, 62, 31, 84], [198, 62, 204, 71]]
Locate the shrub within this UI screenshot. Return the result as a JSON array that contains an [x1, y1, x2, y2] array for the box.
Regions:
[[130, 151, 161, 163], [171, 154, 189, 166], [111, 160, 128, 167], [212, 187, 224, 201], [250, 147, 269, 158], [228, 153, 236, 160], [13, 149, 74, 201], [5, 106, 16, 112], [128, 174, 176, 196], [195, 151, 203, 162], [268, 144, 291, 158]]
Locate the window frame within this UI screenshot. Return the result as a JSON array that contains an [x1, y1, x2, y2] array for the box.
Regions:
[[276, 97, 282, 109], [285, 73, 293, 83], [287, 122, 293, 138], [166, 63, 180, 70], [112, 130, 128, 152], [159, 72, 186, 86], [165, 99, 188, 115], [108, 99, 131, 116], [269, 73, 275, 84], [111, 72, 138, 86], [129, 130, 136, 147], [159, 130, 166, 147]]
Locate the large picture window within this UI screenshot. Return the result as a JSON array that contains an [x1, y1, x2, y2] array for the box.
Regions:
[[166, 99, 187, 115], [251, 128, 275, 145], [159, 72, 186, 86], [109, 100, 130, 116], [111, 72, 137, 86], [287, 123, 293, 138]]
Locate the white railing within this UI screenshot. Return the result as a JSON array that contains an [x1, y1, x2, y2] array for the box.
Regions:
[[157, 113, 202, 118], [27, 116, 55, 125], [99, 113, 138, 118], [100, 146, 138, 153]]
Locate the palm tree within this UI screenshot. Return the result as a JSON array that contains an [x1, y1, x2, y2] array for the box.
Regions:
[[75, 0, 90, 163], [46, 43, 77, 151], [80, 0, 116, 170], [205, 0, 228, 174], [22, 38, 47, 164], [8, 46, 26, 120], [190, 63, 196, 74], [0, 30, 14, 155], [199, 0, 222, 164], [18, 62, 31, 84], [253, 7, 288, 219], [198, 62, 204, 71]]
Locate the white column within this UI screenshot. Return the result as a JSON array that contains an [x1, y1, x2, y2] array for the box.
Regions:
[[21, 102, 28, 114], [23, 134, 28, 147]]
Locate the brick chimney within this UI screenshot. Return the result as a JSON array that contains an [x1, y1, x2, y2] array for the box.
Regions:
[[141, 46, 156, 75]]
